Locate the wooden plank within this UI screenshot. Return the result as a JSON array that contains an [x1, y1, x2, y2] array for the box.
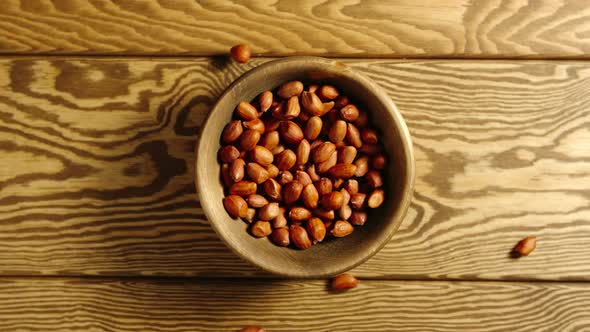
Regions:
[[1, 0, 590, 58], [0, 58, 588, 279], [1, 277, 589, 331]]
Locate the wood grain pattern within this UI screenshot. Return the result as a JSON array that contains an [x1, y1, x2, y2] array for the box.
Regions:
[[2, 0, 590, 58], [0, 57, 588, 279], [1, 278, 589, 331]]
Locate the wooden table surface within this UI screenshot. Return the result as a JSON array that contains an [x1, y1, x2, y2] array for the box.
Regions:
[[1, 1, 589, 331]]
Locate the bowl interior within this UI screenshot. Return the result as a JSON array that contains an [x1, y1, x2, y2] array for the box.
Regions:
[[196, 57, 414, 277]]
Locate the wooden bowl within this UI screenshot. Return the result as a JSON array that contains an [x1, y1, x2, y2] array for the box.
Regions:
[[196, 57, 415, 277]]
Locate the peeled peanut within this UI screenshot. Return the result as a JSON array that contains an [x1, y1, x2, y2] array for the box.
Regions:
[[279, 121, 304, 145], [258, 202, 280, 221], [236, 101, 259, 121], [276, 149, 296, 171], [346, 123, 363, 148], [220, 145, 240, 163], [513, 236, 537, 256], [318, 85, 339, 100], [306, 217, 326, 243], [260, 131, 279, 150], [277, 81, 304, 99], [229, 181, 257, 196], [222, 120, 243, 143], [230, 44, 251, 63], [283, 181, 304, 205], [367, 189, 384, 208], [223, 195, 248, 218], [290, 224, 311, 249], [331, 220, 354, 237], [329, 120, 347, 144], [289, 207, 312, 221], [338, 146, 357, 164], [278, 171, 293, 185], [251, 146, 273, 166], [251, 221, 272, 238], [305, 116, 323, 140], [340, 104, 359, 122], [229, 158, 245, 182], [296, 139, 310, 165], [331, 273, 358, 290], [294, 171, 312, 187], [322, 191, 344, 210], [246, 163, 270, 184], [302, 183, 319, 209], [271, 228, 290, 247], [246, 194, 269, 208], [259, 91, 273, 112]]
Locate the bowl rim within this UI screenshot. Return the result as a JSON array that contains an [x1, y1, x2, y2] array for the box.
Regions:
[[196, 56, 415, 277]]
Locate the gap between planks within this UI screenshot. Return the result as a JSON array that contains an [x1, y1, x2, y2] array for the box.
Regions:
[[0, 53, 590, 62], [1, 274, 589, 285]]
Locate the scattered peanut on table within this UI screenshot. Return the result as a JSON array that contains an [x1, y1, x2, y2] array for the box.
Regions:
[[513, 236, 537, 256], [230, 44, 251, 63], [331, 273, 359, 290]]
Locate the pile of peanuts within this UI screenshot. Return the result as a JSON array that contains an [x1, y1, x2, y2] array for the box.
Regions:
[[219, 81, 386, 249]]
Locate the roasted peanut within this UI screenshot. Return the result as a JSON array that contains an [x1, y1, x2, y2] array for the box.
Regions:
[[289, 207, 312, 221], [338, 146, 357, 164], [278, 170, 293, 185], [284, 181, 304, 205], [276, 149, 296, 171], [302, 183, 319, 209], [277, 81, 304, 99], [271, 228, 290, 247], [322, 191, 344, 210], [230, 158, 246, 182], [230, 44, 251, 63], [318, 85, 339, 100], [367, 189, 384, 208], [220, 145, 240, 163], [222, 120, 243, 143], [307, 217, 326, 243], [251, 221, 272, 238], [260, 131, 279, 150], [513, 236, 537, 256], [246, 194, 269, 208], [329, 120, 347, 144], [279, 121, 304, 145], [229, 181, 257, 196], [236, 101, 259, 121], [305, 116, 323, 140], [290, 224, 311, 249], [223, 195, 248, 218], [243, 118, 265, 134], [331, 273, 358, 290], [258, 202, 280, 221], [240, 129, 260, 151], [296, 139, 311, 165], [340, 104, 359, 122], [349, 211, 367, 225], [331, 220, 354, 237], [366, 170, 383, 188], [251, 146, 273, 166], [263, 178, 282, 201], [259, 91, 273, 112]]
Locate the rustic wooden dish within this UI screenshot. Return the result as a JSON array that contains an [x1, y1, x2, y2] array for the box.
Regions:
[[196, 57, 415, 277]]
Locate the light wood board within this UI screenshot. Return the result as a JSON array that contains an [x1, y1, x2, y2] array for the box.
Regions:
[[0, 57, 588, 279], [1, 278, 589, 331], [1, 0, 590, 58]]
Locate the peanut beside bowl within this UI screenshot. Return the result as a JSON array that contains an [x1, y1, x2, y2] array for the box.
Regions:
[[196, 57, 414, 277]]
